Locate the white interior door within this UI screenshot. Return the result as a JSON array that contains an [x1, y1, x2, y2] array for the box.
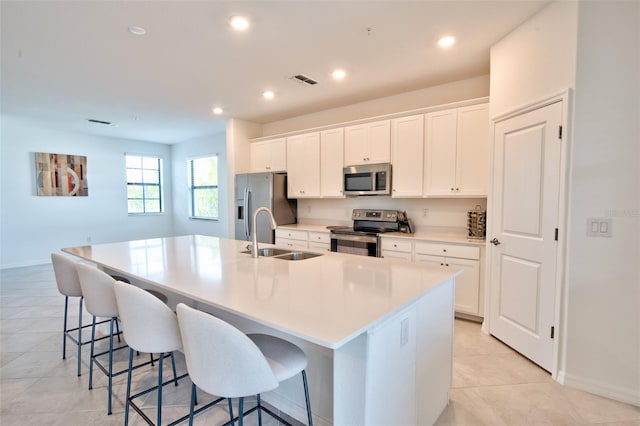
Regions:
[[489, 101, 563, 371]]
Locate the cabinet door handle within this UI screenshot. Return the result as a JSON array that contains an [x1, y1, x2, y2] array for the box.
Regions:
[[450, 187, 454, 191], [490, 238, 501, 246]]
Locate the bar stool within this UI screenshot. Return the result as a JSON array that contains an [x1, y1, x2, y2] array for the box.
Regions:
[[51, 253, 109, 376], [77, 263, 154, 415], [113, 281, 221, 426], [176, 303, 313, 426]]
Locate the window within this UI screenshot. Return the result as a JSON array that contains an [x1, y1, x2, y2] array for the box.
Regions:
[[188, 155, 218, 219], [126, 154, 163, 214]]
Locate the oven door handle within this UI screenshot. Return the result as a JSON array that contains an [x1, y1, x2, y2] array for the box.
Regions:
[[331, 233, 379, 244]]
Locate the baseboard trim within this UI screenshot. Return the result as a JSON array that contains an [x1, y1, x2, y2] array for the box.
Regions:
[[0, 259, 50, 270], [557, 370, 640, 407], [263, 390, 331, 426]]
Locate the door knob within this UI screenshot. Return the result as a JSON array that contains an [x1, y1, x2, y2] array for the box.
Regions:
[[490, 238, 501, 246]]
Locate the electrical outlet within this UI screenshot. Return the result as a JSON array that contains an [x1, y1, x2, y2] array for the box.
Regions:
[[587, 218, 612, 237], [86, 236, 92, 243], [400, 318, 409, 346], [422, 209, 429, 218], [307, 205, 311, 214]]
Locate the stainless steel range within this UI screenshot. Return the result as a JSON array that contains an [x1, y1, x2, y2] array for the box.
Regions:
[[330, 209, 412, 257]]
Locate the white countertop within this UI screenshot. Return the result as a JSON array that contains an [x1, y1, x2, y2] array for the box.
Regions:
[[278, 223, 486, 246], [63, 235, 458, 349]]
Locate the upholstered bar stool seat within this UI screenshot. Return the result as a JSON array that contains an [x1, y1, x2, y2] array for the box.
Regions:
[[77, 264, 125, 415], [51, 253, 109, 376], [176, 303, 313, 426], [113, 281, 221, 426]]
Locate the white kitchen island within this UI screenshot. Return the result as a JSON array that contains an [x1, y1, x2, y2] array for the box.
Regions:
[[63, 235, 457, 426]]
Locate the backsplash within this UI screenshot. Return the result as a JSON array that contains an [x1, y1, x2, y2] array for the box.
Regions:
[[297, 197, 487, 231]]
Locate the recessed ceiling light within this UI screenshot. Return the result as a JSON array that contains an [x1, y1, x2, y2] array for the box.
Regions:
[[230, 16, 250, 31], [331, 69, 347, 80], [212, 107, 223, 115], [128, 26, 147, 36], [262, 90, 275, 100], [437, 36, 456, 48]]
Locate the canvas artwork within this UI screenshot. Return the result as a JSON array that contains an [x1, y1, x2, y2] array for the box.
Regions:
[[35, 152, 88, 196]]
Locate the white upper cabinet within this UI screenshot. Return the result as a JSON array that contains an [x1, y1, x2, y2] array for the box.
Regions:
[[391, 114, 424, 197], [286, 132, 321, 198], [344, 120, 391, 166], [424, 103, 489, 197], [320, 128, 345, 197], [456, 104, 490, 196], [250, 138, 286, 173]]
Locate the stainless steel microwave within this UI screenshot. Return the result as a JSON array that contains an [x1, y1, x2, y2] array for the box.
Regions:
[[343, 163, 391, 196]]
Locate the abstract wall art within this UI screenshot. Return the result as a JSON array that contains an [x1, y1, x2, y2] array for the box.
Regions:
[[35, 152, 88, 196]]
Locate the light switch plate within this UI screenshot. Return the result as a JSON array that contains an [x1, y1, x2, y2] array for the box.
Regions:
[[587, 218, 612, 237]]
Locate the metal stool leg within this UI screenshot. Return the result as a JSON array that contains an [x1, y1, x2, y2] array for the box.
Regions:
[[107, 317, 114, 415], [257, 393, 263, 426], [157, 352, 164, 426], [125, 348, 134, 426], [88, 316, 97, 390], [62, 296, 69, 359], [171, 352, 178, 386], [238, 397, 244, 426], [302, 370, 313, 426], [228, 398, 234, 422], [77, 296, 83, 376], [188, 383, 197, 426]]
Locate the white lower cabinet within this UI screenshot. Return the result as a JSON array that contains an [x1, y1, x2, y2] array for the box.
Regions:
[[275, 229, 308, 248], [381, 237, 483, 317], [414, 241, 481, 316], [308, 231, 331, 251], [275, 228, 331, 251], [381, 237, 413, 261]]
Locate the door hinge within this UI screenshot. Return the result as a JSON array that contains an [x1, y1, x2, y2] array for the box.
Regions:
[[554, 228, 559, 241], [558, 125, 563, 139], [550, 326, 555, 339]]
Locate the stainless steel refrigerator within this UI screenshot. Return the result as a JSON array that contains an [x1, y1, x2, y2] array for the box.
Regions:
[[234, 172, 297, 244]]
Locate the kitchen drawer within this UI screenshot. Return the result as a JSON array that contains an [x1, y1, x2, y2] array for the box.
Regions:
[[276, 229, 308, 241], [308, 232, 330, 244], [380, 237, 412, 253], [381, 250, 412, 261], [414, 241, 479, 260], [309, 241, 330, 251], [276, 237, 308, 249]]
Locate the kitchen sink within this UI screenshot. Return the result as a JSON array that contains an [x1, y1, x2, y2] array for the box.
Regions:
[[241, 247, 323, 261], [241, 247, 292, 257], [273, 251, 323, 261]]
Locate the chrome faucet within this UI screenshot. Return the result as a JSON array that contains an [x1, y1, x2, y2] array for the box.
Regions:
[[251, 207, 278, 258]]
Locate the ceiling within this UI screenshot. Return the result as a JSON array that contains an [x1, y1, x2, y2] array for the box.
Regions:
[[1, 1, 548, 144]]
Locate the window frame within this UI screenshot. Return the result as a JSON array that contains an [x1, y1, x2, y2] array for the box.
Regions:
[[125, 154, 164, 215], [188, 154, 219, 221]]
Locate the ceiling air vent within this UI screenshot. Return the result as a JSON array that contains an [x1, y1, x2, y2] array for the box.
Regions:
[[86, 118, 112, 125], [290, 74, 318, 86]]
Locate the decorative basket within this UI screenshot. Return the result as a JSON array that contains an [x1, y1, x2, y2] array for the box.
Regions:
[[467, 205, 486, 240]]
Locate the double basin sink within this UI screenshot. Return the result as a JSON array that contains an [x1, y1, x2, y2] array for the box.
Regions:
[[241, 247, 323, 261]]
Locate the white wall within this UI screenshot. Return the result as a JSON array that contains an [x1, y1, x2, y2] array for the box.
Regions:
[[563, 0, 640, 405], [171, 131, 229, 238], [298, 198, 486, 233], [490, 0, 640, 406], [0, 115, 174, 268], [489, 1, 578, 117], [262, 75, 489, 136]]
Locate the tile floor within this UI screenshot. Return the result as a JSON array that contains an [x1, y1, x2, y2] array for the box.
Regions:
[[1, 264, 639, 425]]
